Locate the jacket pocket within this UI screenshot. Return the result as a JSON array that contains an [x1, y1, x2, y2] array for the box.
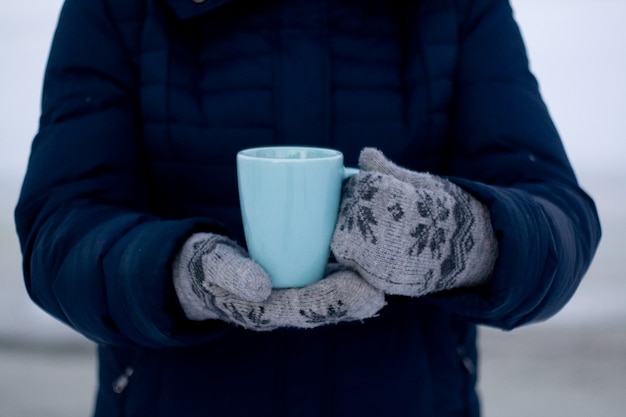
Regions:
[[94, 345, 134, 417], [94, 346, 163, 417]]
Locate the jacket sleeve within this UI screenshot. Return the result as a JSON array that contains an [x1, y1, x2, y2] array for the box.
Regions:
[[428, 0, 601, 329], [14, 0, 231, 347]]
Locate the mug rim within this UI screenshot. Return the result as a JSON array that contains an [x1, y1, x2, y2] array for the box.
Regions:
[[237, 146, 342, 161]]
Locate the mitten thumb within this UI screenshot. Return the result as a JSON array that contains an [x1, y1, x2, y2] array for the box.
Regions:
[[178, 233, 272, 302]]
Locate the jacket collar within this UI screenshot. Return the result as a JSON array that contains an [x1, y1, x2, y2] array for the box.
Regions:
[[165, 0, 233, 20]]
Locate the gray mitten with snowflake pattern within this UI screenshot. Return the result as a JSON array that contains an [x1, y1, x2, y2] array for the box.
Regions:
[[330, 148, 498, 297], [173, 233, 385, 331]]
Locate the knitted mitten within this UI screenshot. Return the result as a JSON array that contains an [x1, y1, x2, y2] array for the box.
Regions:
[[173, 233, 385, 330], [331, 148, 498, 297]]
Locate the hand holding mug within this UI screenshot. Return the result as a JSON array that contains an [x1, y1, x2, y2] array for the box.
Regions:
[[331, 148, 498, 297], [172, 233, 385, 331]]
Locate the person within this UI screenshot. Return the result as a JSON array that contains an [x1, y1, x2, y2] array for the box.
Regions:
[[15, 0, 601, 415]]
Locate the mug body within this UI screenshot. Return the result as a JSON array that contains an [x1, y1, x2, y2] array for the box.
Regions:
[[237, 147, 345, 288]]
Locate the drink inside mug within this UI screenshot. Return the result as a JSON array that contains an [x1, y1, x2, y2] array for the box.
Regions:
[[236, 146, 355, 288]]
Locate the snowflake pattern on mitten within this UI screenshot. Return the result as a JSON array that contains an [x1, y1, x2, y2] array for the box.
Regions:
[[332, 170, 496, 297], [189, 270, 383, 331]]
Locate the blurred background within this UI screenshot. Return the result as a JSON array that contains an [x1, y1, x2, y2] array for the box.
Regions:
[[1, 0, 624, 416]]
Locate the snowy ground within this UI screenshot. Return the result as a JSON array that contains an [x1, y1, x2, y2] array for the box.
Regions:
[[1, 1, 625, 416]]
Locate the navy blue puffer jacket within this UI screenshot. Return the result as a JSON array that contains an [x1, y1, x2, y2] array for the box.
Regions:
[[15, 0, 601, 415]]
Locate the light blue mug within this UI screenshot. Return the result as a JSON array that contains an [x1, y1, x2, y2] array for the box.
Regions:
[[237, 146, 358, 288]]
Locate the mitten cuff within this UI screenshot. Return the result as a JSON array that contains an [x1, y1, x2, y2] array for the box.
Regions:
[[172, 233, 222, 321]]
